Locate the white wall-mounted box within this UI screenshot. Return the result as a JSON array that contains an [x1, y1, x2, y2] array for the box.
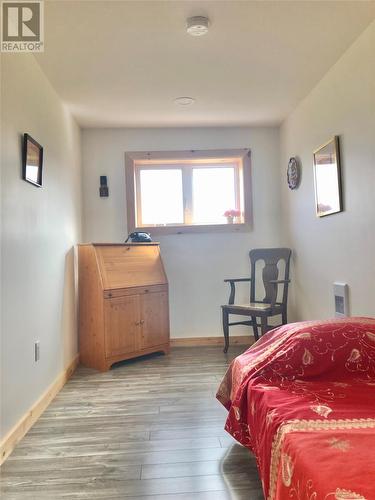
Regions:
[[333, 282, 349, 318]]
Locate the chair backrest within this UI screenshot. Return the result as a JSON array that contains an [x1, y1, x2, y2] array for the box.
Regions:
[[249, 248, 292, 306]]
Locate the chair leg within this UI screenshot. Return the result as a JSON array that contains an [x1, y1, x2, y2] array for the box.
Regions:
[[260, 316, 268, 336], [222, 309, 229, 353], [251, 316, 259, 341], [282, 311, 288, 325]]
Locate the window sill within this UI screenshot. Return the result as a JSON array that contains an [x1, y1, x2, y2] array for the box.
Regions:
[[134, 223, 251, 236]]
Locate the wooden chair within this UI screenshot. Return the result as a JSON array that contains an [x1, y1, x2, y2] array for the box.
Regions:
[[222, 248, 291, 353]]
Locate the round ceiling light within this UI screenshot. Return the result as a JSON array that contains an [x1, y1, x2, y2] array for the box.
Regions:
[[186, 16, 209, 37], [174, 96, 195, 106]]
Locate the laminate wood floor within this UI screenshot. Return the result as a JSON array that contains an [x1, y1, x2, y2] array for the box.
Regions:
[[0, 346, 264, 499]]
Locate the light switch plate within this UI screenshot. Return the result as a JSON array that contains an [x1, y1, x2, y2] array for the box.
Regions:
[[34, 341, 40, 362]]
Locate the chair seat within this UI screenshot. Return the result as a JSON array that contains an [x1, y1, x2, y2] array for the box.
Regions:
[[222, 302, 281, 314], [236, 302, 271, 311]]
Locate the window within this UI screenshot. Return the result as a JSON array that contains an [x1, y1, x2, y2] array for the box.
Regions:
[[125, 149, 251, 234]]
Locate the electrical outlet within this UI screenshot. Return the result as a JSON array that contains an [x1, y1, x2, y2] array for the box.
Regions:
[[34, 341, 40, 362]]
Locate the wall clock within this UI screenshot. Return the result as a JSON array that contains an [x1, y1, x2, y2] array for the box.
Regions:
[[287, 157, 300, 190]]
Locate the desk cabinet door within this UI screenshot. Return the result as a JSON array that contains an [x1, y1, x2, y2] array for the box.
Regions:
[[104, 296, 140, 357], [140, 291, 169, 348]]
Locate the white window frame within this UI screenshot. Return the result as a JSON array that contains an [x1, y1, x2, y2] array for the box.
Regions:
[[125, 149, 252, 235]]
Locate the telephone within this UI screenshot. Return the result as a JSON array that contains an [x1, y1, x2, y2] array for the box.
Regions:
[[125, 232, 152, 243]]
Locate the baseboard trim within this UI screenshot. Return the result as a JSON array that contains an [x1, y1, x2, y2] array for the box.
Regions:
[[0, 354, 79, 465], [170, 335, 254, 347]]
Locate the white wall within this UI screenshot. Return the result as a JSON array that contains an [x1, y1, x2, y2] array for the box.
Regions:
[[1, 54, 82, 438], [82, 127, 281, 338], [280, 20, 375, 321]]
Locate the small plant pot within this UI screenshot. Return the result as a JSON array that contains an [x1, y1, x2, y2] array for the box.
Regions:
[[226, 216, 234, 224]]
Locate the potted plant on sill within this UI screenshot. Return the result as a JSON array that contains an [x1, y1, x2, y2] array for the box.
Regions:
[[224, 209, 241, 224]]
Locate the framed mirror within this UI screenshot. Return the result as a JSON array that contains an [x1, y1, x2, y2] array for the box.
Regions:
[[313, 136, 342, 217]]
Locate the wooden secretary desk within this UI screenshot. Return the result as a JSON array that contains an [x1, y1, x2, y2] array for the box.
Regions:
[[78, 243, 170, 371]]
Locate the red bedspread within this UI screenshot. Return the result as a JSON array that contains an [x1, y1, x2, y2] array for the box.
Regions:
[[216, 318, 375, 500]]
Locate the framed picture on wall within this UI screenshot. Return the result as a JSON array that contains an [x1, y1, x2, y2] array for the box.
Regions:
[[313, 136, 342, 217], [22, 134, 43, 187]]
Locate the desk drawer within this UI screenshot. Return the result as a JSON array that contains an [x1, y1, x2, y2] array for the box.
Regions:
[[104, 284, 167, 299]]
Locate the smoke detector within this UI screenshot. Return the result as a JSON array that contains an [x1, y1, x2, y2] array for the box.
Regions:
[[174, 97, 195, 106], [186, 16, 209, 37]]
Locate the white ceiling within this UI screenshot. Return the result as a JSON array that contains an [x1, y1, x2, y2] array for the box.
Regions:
[[35, 1, 375, 128]]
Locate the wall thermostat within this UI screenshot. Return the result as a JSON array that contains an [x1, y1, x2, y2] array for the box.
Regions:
[[333, 282, 349, 317], [99, 175, 109, 197]]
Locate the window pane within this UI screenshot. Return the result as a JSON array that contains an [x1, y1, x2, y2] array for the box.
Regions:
[[139, 169, 183, 225], [192, 167, 236, 224]]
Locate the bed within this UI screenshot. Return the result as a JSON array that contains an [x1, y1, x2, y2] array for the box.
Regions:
[[216, 317, 375, 500]]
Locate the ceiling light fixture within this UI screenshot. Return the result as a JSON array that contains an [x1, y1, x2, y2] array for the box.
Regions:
[[174, 96, 195, 106], [186, 16, 209, 37]]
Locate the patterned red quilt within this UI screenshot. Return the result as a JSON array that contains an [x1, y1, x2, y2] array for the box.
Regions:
[[216, 318, 375, 500]]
